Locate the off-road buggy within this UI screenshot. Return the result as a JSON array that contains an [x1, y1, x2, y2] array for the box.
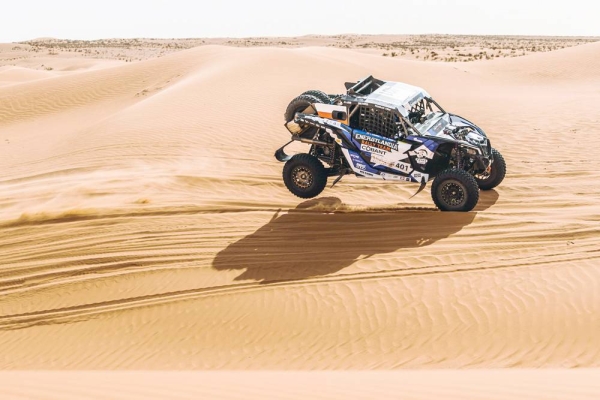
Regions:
[[275, 76, 506, 211]]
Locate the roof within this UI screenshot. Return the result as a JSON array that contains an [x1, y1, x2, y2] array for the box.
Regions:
[[364, 81, 430, 117]]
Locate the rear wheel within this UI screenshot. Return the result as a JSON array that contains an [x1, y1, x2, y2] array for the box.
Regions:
[[431, 169, 479, 212], [474, 148, 506, 190], [300, 90, 332, 105], [283, 154, 328, 199]]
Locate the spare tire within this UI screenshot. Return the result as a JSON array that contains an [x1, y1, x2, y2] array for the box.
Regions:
[[329, 94, 343, 104], [300, 90, 332, 105], [284, 94, 320, 123]]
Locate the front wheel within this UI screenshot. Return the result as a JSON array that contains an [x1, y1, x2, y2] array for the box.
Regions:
[[431, 169, 480, 212], [283, 154, 328, 199], [475, 148, 506, 190]]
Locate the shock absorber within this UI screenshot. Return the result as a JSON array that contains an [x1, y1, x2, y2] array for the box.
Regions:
[[454, 144, 462, 170]]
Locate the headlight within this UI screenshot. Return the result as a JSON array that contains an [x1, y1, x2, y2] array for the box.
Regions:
[[465, 131, 486, 145]]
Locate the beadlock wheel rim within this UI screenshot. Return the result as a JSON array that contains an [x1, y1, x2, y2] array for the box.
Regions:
[[440, 180, 467, 207], [475, 169, 492, 181], [292, 166, 313, 189], [475, 162, 493, 180]]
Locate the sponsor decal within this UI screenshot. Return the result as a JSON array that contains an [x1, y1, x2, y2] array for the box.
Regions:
[[371, 153, 413, 173], [380, 172, 411, 182], [350, 152, 361, 161], [360, 144, 387, 156], [411, 172, 429, 182], [368, 142, 413, 168], [359, 171, 377, 178], [370, 153, 393, 168], [429, 119, 446, 135], [354, 132, 399, 152], [349, 152, 370, 172], [303, 114, 343, 128], [409, 145, 434, 165]]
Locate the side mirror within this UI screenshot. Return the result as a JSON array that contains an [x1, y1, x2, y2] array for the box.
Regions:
[[332, 111, 347, 121]]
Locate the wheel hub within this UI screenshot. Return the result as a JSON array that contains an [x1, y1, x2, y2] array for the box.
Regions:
[[292, 166, 313, 189], [440, 181, 466, 207]]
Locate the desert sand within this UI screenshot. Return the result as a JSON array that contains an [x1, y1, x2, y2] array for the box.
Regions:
[[2, 370, 600, 399], [1, 36, 600, 396]]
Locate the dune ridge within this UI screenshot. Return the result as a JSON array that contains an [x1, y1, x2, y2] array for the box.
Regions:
[[0, 42, 599, 371]]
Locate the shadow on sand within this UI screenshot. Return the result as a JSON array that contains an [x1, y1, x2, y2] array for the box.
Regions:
[[212, 191, 498, 283]]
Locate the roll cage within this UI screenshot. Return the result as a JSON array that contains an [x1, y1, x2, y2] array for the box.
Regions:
[[337, 76, 446, 139]]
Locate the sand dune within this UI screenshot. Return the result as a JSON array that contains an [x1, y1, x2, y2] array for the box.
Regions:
[[0, 66, 57, 87], [2, 370, 600, 399], [0, 40, 599, 376], [469, 40, 600, 82]]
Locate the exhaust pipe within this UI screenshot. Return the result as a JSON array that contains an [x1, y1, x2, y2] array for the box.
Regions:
[[295, 137, 330, 146]]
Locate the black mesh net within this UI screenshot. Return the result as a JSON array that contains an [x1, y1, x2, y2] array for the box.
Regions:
[[357, 105, 399, 138]]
